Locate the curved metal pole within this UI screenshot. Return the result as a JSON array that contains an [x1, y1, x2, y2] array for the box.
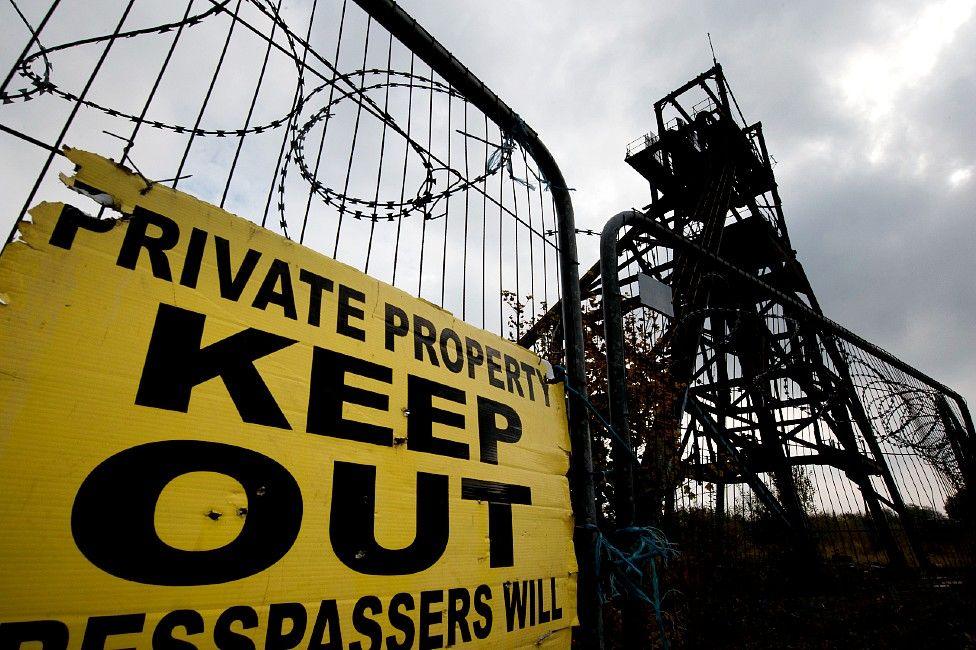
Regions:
[[599, 211, 641, 645], [600, 210, 640, 530], [349, 1, 602, 645]]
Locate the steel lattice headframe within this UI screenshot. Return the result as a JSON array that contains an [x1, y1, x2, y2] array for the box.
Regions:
[[575, 64, 976, 573]]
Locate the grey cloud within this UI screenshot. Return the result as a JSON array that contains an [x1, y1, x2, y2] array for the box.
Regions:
[[399, 0, 976, 405], [1, 0, 973, 406]]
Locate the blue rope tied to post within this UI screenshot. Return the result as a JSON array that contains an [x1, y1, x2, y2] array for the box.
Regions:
[[551, 365, 678, 647], [510, 118, 577, 192], [551, 365, 640, 464], [591, 525, 678, 649], [487, 134, 537, 189], [486, 138, 511, 173]]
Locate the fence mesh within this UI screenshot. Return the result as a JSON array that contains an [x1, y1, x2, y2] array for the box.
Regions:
[[0, 0, 563, 344]]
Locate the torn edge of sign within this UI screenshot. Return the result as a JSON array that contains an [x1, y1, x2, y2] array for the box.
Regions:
[[12, 144, 195, 244], [3, 147, 127, 252], [59, 146, 140, 215], [62, 173, 116, 209]]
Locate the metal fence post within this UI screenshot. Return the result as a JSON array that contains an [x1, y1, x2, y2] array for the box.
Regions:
[[349, 1, 604, 644]]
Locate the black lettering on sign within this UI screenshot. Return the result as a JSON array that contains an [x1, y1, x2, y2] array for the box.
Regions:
[[503, 355, 524, 397], [135, 303, 295, 429], [439, 328, 464, 374], [464, 338, 484, 380], [537, 367, 552, 407], [337, 285, 367, 341], [299, 268, 334, 327], [266, 603, 307, 650], [418, 590, 443, 650], [550, 577, 564, 621], [386, 593, 415, 650], [153, 609, 205, 650], [349, 596, 382, 650], [477, 396, 523, 465], [503, 582, 527, 633], [529, 580, 537, 626], [502, 579, 559, 632], [413, 315, 440, 366], [117, 206, 180, 281], [519, 361, 538, 402], [536, 578, 550, 624], [252, 259, 298, 320], [485, 347, 504, 389], [179, 227, 208, 289], [384, 303, 410, 351], [446, 588, 472, 647], [307, 601, 342, 650], [307, 347, 392, 446], [214, 606, 258, 650], [81, 613, 146, 650], [71, 440, 302, 585], [0, 620, 69, 650], [330, 462, 448, 575], [461, 479, 532, 568], [214, 236, 261, 301], [472, 585, 493, 640], [406, 375, 469, 460], [48, 203, 116, 250]]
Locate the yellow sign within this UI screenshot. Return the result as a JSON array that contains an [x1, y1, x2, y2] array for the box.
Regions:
[[0, 149, 576, 649]]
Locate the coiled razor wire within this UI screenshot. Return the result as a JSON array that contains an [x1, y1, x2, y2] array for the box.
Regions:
[[840, 341, 965, 489], [2, 0, 547, 236], [283, 69, 514, 223], [5, 1, 295, 136]]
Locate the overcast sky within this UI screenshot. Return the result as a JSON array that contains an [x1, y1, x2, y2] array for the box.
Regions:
[[397, 0, 976, 406], [1, 0, 974, 407]]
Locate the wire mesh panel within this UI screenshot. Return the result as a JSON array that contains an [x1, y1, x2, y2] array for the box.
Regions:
[[838, 338, 973, 566], [0, 0, 562, 344], [597, 220, 974, 570], [0, 0, 611, 643]]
